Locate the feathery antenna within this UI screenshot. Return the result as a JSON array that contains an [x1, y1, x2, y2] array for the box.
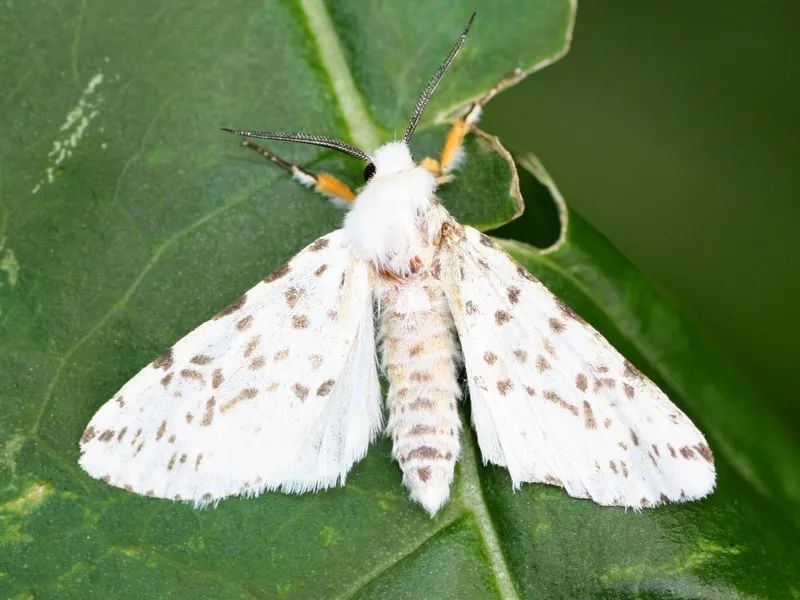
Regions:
[[220, 129, 371, 162], [403, 13, 476, 143]]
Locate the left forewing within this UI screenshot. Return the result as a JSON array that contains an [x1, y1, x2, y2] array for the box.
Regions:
[[437, 225, 715, 508], [79, 230, 381, 505]]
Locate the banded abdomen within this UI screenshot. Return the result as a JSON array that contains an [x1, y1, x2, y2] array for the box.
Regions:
[[379, 275, 461, 515]]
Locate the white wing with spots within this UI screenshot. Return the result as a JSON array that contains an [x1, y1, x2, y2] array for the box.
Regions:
[[438, 225, 715, 508], [79, 230, 381, 504]]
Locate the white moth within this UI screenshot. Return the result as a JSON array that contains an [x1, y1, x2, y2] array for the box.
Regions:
[[79, 16, 715, 516]]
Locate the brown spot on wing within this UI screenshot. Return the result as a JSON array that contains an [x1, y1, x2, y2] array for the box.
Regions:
[[513, 349, 528, 363], [544, 390, 579, 416], [160, 372, 173, 387], [507, 286, 521, 304], [201, 398, 216, 426], [292, 383, 309, 401], [483, 351, 498, 365], [317, 379, 335, 396], [292, 314, 310, 329], [465, 301, 478, 315], [694, 443, 714, 463], [244, 335, 261, 357], [623, 383, 635, 399], [308, 237, 329, 252], [417, 467, 431, 482], [575, 373, 588, 392], [274, 349, 289, 361], [220, 387, 258, 413], [214, 293, 247, 319], [152, 348, 173, 370], [212, 368, 224, 389], [494, 310, 511, 325], [667, 443, 677, 458], [117, 427, 127, 442], [263, 262, 291, 283], [236, 315, 253, 331], [593, 377, 616, 392], [249, 356, 266, 370], [583, 401, 597, 429], [548, 318, 565, 334], [679, 446, 696, 459], [314, 263, 328, 277], [497, 379, 514, 395], [284, 286, 302, 308], [630, 429, 640, 446], [81, 426, 96, 444], [98, 429, 114, 442], [190, 354, 213, 365], [180, 369, 203, 382], [536, 355, 550, 372], [156, 420, 167, 441]]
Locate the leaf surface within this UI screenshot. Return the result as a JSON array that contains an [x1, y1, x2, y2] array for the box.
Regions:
[[2, 1, 797, 598]]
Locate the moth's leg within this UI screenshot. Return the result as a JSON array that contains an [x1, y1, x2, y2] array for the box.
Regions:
[[422, 68, 523, 184], [241, 139, 355, 205]]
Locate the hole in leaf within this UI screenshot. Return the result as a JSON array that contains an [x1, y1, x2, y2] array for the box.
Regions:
[[487, 159, 561, 248]]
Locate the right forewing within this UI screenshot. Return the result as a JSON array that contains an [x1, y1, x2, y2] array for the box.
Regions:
[[79, 230, 381, 504], [438, 225, 715, 508]]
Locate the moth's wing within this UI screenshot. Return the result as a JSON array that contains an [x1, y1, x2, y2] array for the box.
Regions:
[[437, 225, 715, 507], [79, 230, 381, 504]]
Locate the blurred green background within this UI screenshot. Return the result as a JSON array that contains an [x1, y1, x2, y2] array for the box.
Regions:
[[483, 1, 799, 431]]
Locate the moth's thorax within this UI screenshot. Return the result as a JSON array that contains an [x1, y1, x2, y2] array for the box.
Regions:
[[343, 142, 444, 275]]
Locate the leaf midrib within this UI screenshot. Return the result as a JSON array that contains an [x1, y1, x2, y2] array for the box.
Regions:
[[298, 0, 382, 152], [296, 3, 519, 594]]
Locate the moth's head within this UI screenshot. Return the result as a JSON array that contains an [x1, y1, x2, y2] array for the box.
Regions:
[[369, 142, 414, 178], [222, 14, 475, 183]]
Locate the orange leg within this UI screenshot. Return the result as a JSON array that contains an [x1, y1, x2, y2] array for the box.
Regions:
[[423, 67, 524, 182], [241, 139, 355, 205]]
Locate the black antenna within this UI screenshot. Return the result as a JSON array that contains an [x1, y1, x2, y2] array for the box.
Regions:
[[403, 13, 476, 143], [220, 129, 371, 162]]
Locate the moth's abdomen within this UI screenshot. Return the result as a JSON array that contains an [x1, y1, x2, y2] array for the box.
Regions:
[[380, 279, 461, 515]]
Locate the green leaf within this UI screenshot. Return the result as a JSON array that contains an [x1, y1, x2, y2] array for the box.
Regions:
[[491, 156, 800, 598], [2, 1, 797, 598]]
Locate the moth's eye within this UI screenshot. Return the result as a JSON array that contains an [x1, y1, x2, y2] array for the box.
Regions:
[[363, 162, 376, 182]]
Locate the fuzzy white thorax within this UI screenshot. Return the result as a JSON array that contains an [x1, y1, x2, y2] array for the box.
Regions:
[[343, 142, 440, 275]]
